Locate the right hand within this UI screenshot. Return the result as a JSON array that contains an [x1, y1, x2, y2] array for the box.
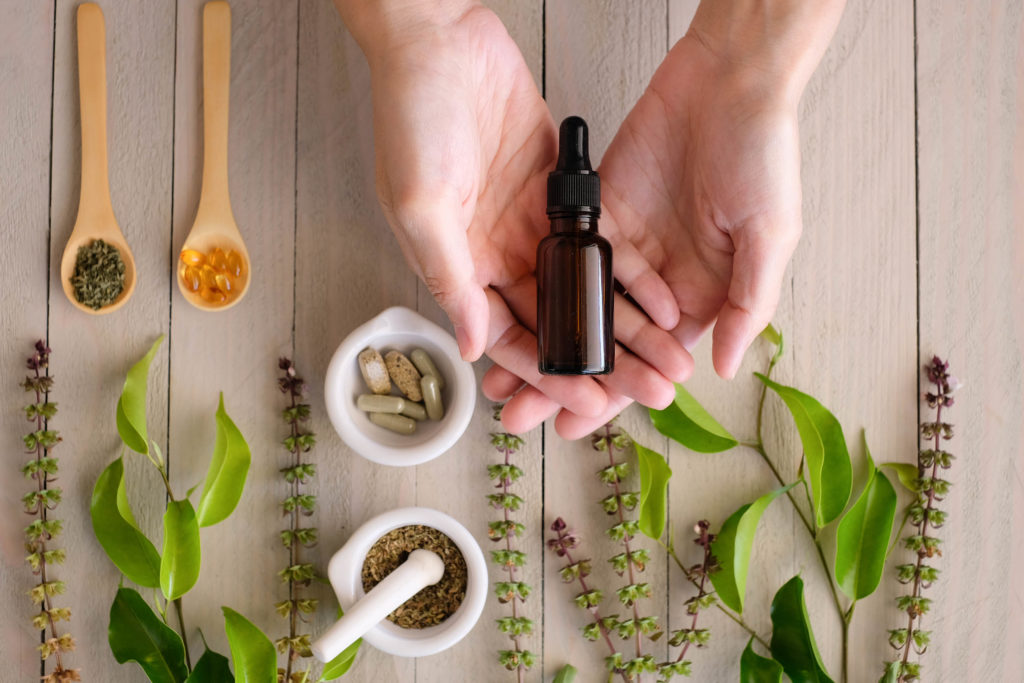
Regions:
[[340, 0, 694, 426]]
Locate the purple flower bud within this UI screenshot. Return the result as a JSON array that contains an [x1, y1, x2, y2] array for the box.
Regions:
[[551, 517, 567, 532]]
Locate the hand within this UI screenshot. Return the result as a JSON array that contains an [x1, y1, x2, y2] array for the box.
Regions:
[[337, 1, 694, 425], [486, 33, 806, 437]]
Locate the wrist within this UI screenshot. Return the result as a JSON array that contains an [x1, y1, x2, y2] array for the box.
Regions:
[[687, 0, 845, 106], [334, 0, 480, 64]]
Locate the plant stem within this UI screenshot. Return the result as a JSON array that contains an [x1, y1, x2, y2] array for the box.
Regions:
[[28, 362, 65, 674], [173, 597, 192, 670], [284, 385, 301, 683], [607, 426, 644, 663], [663, 544, 770, 650], [675, 539, 711, 664], [555, 528, 630, 683], [501, 445, 525, 683]]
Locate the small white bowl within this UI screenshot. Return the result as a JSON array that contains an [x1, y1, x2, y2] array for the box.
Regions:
[[324, 507, 488, 658], [324, 306, 476, 467]]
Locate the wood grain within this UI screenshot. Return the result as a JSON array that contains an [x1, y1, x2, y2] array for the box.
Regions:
[[916, 1, 1024, 680], [0, 3, 55, 680]]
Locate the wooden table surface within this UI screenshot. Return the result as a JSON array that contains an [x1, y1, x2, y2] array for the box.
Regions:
[[2, 1, 1022, 681]]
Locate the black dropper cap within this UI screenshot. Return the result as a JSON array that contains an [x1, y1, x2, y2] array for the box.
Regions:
[[547, 116, 600, 217]]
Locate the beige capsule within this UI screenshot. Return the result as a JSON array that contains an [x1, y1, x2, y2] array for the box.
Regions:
[[401, 401, 428, 421], [369, 412, 417, 435], [410, 348, 445, 390], [385, 350, 423, 402], [358, 348, 392, 394], [357, 394, 406, 413], [420, 374, 443, 421]]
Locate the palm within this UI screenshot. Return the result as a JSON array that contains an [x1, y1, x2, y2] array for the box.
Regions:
[[599, 35, 802, 359]]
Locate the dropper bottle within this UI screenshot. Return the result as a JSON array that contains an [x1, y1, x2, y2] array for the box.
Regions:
[[536, 116, 613, 375]]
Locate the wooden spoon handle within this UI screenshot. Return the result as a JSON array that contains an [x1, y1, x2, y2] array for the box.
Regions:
[[199, 1, 232, 217], [76, 3, 114, 222]]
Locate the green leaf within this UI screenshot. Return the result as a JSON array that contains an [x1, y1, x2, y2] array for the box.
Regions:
[[709, 483, 794, 613], [636, 443, 671, 540], [91, 457, 162, 587], [649, 384, 738, 453], [553, 664, 578, 683], [185, 647, 233, 683], [741, 637, 783, 682], [879, 661, 902, 683], [769, 576, 834, 683], [755, 374, 852, 527], [834, 437, 898, 600], [320, 638, 360, 680], [116, 336, 164, 454], [880, 462, 918, 493], [222, 606, 276, 683], [196, 394, 252, 527], [160, 499, 201, 600], [108, 587, 188, 683], [760, 323, 782, 349]]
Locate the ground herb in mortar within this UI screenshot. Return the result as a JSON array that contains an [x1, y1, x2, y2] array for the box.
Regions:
[[71, 239, 125, 309], [362, 524, 467, 629]]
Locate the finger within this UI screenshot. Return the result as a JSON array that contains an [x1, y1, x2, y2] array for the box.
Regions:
[[485, 288, 608, 418], [610, 237, 681, 331], [386, 196, 490, 362], [481, 364, 526, 402], [500, 386, 561, 434], [671, 312, 713, 352], [554, 391, 635, 440], [598, 345, 675, 410], [712, 225, 798, 379], [614, 292, 694, 383]]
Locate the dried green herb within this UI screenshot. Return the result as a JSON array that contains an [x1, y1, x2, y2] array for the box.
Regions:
[[71, 238, 125, 309], [21, 341, 79, 683], [362, 525, 467, 629]]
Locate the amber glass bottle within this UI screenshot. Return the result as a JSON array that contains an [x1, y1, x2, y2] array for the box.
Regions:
[[537, 116, 613, 375]]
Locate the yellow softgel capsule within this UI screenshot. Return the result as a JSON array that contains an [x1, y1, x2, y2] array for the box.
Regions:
[[200, 287, 227, 304], [181, 265, 201, 292], [225, 250, 244, 278], [214, 273, 232, 293], [209, 247, 228, 272], [200, 265, 218, 290], [180, 249, 205, 267]]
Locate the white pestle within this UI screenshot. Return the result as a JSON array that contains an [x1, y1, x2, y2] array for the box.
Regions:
[[311, 548, 445, 662]]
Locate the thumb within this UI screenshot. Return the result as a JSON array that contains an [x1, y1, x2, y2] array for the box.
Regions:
[[388, 199, 489, 362], [712, 223, 799, 379]]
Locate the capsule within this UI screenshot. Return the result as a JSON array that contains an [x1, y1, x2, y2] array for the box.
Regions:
[[400, 401, 428, 421], [181, 265, 201, 292], [410, 349, 445, 390], [369, 412, 417, 435], [180, 249, 205, 267], [357, 394, 406, 413], [215, 273, 232, 293], [226, 249, 244, 278], [420, 375, 443, 421], [200, 265, 219, 290], [209, 247, 229, 272], [200, 287, 227, 304]]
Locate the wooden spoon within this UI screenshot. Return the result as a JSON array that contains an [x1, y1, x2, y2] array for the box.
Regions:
[[177, 1, 250, 311], [60, 3, 136, 314]]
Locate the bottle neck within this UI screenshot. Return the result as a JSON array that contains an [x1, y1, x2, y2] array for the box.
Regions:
[[548, 213, 599, 233]]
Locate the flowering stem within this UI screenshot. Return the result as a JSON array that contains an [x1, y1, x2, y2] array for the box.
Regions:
[[675, 540, 711, 664], [500, 444, 525, 683], [606, 425, 644, 662], [285, 383, 301, 682]]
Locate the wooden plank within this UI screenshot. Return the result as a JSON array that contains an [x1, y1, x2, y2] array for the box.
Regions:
[[661, 2, 917, 681], [167, 0, 298, 664], [916, 1, 1024, 680], [0, 3, 55, 679], [412, 3, 545, 681], [46, 1, 177, 681], [294, 1, 417, 680], [543, 3, 670, 680]]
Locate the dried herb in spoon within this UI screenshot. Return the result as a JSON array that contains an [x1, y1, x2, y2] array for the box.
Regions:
[[71, 239, 125, 309]]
